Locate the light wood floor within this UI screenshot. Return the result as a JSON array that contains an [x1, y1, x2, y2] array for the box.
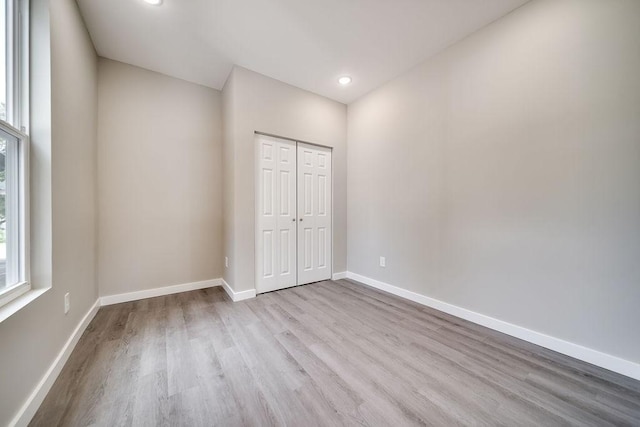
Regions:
[[31, 279, 640, 426]]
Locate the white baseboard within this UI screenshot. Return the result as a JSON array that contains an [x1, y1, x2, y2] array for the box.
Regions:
[[100, 278, 222, 306], [345, 271, 640, 381], [221, 278, 256, 302], [11, 299, 100, 427], [332, 271, 347, 280]]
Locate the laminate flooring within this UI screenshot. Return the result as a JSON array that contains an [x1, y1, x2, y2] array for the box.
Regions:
[[31, 279, 640, 426]]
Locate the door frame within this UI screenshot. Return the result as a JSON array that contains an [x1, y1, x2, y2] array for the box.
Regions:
[[254, 131, 334, 294]]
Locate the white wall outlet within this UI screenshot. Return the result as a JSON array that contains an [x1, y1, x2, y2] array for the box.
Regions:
[[64, 292, 70, 314], [225, 256, 229, 268], [380, 256, 386, 268]]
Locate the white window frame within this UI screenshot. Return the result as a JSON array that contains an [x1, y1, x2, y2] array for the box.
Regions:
[[0, 0, 30, 309], [0, 122, 30, 307], [4, 0, 29, 131]]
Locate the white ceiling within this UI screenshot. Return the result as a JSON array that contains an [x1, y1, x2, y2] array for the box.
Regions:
[[77, 0, 529, 104]]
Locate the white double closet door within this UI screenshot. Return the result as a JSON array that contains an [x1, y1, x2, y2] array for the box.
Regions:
[[256, 135, 332, 294]]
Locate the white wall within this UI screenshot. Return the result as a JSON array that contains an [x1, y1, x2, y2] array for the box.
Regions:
[[223, 66, 347, 292], [97, 59, 223, 297], [348, 0, 640, 364], [0, 0, 98, 424]]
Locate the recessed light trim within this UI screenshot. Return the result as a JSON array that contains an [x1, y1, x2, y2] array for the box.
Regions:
[[338, 76, 352, 85], [144, 0, 163, 5]]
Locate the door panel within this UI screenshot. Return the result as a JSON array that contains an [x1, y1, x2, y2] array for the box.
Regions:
[[256, 136, 297, 293], [263, 230, 274, 278], [297, 143, 332, 285], [280, 229, 292, 275]]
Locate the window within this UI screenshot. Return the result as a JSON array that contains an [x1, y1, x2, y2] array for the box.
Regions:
[[0, 0, 29, 308]]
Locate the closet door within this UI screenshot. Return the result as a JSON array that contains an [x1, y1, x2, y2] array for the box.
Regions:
[[256, 136, 297, 293], [297, 143, 332, 285]]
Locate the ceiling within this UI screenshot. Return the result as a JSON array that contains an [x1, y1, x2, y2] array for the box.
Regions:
[[77, 0, 529, 104]]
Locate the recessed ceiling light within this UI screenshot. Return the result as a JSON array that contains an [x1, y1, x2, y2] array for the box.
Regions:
[[338, 76, 352, 85], [144, 0, 163, 5]]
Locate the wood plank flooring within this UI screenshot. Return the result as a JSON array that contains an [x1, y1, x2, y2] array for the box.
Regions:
[[31, 279, 640, 426]]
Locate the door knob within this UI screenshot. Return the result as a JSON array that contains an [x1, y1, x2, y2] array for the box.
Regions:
[[292, 218, 296, 222], [300, 218, 303, 221]]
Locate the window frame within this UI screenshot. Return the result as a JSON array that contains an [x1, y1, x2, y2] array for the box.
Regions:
[[4, 0, 29, 131], [0, 121, 30, 307], [0, 0, 30, 309]]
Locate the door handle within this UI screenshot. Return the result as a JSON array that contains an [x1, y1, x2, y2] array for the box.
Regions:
[[292, 218, 296, 222]]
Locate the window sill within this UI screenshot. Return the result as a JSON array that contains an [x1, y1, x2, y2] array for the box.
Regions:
[[0, 286, 50, 324], [0, 282, 31, 306]]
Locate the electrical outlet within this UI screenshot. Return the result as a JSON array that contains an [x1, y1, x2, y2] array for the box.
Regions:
[[64, 293, 70, 314], [380, 256, 386, 268], [225, 256, 229, 268]]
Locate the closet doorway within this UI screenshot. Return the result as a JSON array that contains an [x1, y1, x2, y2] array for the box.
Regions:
[[255, 134, 332, 294]]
